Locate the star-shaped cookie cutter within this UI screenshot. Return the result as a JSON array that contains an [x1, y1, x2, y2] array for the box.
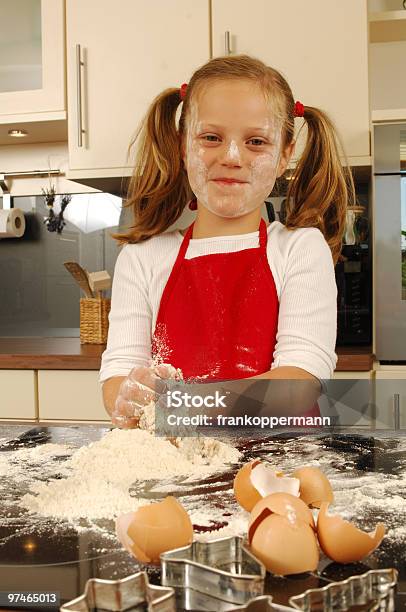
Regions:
[[288, 567, 398, 611], [60, 570, 176, 611], [160, 535, 266, 605]]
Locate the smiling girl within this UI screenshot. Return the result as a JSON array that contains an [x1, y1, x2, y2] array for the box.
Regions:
[[100, 55, 354, 427]]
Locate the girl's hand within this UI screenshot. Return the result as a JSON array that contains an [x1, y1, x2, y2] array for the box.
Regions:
[[111, 364, 181, 429]]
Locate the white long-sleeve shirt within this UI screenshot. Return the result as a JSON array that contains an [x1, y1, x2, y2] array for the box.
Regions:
[[99, 221, 337, 383]]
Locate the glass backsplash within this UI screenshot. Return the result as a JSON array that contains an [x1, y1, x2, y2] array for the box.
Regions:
[[0, 194, 128, 337], [0, 192, 198, 338]]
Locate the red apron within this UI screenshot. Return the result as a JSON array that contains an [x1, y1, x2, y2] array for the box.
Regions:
[[152, 219, 320, 418]]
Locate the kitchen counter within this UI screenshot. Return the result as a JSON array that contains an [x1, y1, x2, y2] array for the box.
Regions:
[[0, 425, 404, 610], [0, 338, 374, 371], [0, 338, 102, 370]]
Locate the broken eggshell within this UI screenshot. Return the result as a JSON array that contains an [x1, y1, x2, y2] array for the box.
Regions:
[[317, 502, 385, 563], [115, 496, 193, 564], [248, 493, 319, 575], [292, 466, 334, 508], [251, 463, 300, 498], [233, 460, 263, 511], [249, 491, 315, 534], [234, 460, 299, 512]]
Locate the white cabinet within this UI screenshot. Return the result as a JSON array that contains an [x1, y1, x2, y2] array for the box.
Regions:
[[38, 370, 108, 421], [212, 0, 370, 163], [369, 0, 406, 122], [374, 369, 406, 429], [0, 370, 37, 420], [0, 0, 65, 123], [66, 0, 210, 179]]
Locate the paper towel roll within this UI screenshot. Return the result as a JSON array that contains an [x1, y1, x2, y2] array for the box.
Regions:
[[0, 208, 26, 239]]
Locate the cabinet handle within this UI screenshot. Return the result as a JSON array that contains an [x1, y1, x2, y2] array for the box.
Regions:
[[225, 31, 232, 55], [393, 393, 400, 430], [76, 44, 85, 148]]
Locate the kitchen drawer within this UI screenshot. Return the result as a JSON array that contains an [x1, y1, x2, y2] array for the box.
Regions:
[[374, 370, 406, 429], [321, 371, 373, 427], [38, 370, 108, 421], [0, 370, 37, 419]]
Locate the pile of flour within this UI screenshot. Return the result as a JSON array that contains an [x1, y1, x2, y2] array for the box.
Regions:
[[19, 429, 240, 521]]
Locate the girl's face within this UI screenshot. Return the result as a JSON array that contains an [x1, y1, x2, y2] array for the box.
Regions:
[[182, 79, 294, 219]]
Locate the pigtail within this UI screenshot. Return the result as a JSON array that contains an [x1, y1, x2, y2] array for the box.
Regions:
[[113, 88, 192, 244], [285, 106, 355, 265]]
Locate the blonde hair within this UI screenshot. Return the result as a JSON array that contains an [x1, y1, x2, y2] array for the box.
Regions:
[[116, 54, 354, 264]]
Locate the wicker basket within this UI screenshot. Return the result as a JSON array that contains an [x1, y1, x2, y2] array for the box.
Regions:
[[80, 298, 111, 344]]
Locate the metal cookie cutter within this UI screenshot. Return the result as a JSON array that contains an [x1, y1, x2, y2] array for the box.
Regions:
[[289, 568, 398, 611], [60, 571, 176, 612], [161, 535, 266, 605]]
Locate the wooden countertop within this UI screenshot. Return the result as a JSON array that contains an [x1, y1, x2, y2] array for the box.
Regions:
[[0, 338, 374, 371], [0, 338, 102, 370], [334, 345, 374, 371]]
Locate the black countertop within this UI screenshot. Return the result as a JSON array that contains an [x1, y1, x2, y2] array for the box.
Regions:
[[0, 425, 405, 611]]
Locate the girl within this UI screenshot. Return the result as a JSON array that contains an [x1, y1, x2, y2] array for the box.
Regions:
[[100, 55, 354, 428]]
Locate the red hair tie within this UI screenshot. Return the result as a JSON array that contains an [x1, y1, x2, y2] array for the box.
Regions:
[[180, 83, 188, 101], [294, 101, 305, 117]]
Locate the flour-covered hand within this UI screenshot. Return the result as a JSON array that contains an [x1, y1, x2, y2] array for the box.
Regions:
[[111, 363, 182, 429]]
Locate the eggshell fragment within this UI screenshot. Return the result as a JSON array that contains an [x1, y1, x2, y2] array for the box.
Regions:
[[116, 496, 193, 564], [317, 502, 385, 563], [292, 466, 334, 508], [233, 460, 263, 511], [250, 513, 319, 575], [249, 492, 315, 540], [250, 463, 300, 498], [115, 511, 135, 555], [234, 461, 299, 512], [248, 493, 319, 575]]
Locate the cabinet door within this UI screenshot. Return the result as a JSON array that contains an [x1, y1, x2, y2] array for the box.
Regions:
[[38, 370, 109, 421], [66, 0, 210, 174], [320, 371, 373, 427], [374, 371, 406, 429], [212, 0, 370, 162], [0, 370, 36, 419], [0, 0, 65, 120]]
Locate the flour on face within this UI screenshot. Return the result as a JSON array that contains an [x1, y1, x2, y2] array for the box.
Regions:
[[227, 140, 241, 164], [183, 81, 285, 219]]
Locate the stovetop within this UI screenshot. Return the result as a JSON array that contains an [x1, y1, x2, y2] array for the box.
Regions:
[[0, 425, 405, 611]]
